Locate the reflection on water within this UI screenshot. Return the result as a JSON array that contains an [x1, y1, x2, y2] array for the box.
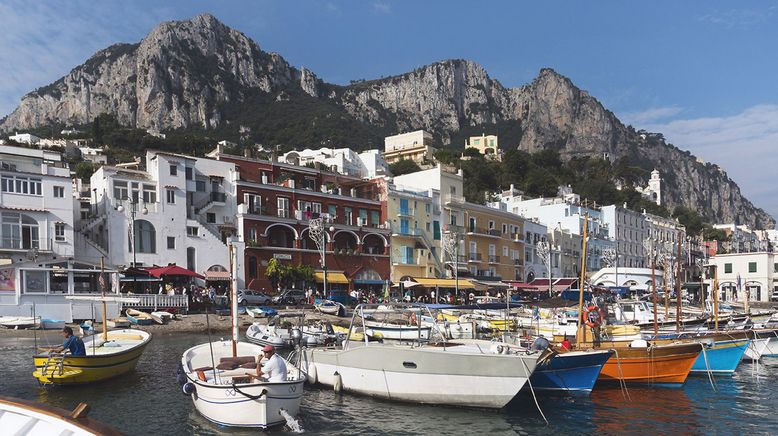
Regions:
[[1, 334, 778, 434]]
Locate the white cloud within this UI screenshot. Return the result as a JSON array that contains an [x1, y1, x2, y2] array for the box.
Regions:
[[620, 106, 683, 125], [641, 104, 778, 222], [697, 6, 777, 29], [372, 1, 391, 14]]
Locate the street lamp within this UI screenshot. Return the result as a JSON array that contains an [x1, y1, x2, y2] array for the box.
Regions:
[[308, 219, 333, 298], [536, 240, 552, 297], [117, 196, 148, 293]]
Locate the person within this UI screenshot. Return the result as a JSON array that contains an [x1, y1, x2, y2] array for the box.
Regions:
[[560, 335, 571, 351], [253, 345, 287, 382], [41, 326, 86, 356], [158, 283, 164, 295]]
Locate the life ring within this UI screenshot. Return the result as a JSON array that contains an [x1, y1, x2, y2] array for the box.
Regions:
[[584, 305, 601, 328]]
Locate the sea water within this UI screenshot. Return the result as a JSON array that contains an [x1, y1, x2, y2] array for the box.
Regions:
[[2, 332, 777, 434]]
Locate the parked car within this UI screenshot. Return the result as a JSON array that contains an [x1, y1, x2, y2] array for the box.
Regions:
[[273, 290, 307, 305], [237, 289, 273, 306]]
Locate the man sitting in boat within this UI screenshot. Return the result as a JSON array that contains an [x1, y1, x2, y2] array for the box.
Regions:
[[39, 326, 86, 356], [251, 345, 287, 382]]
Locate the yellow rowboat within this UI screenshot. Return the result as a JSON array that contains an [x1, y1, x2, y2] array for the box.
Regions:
[[33, 329, 151, 385]]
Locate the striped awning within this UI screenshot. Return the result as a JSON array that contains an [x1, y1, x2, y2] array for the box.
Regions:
[[204, 270, 230, 281], [412, 278, 475, 289], [314, 272, 349, 284]]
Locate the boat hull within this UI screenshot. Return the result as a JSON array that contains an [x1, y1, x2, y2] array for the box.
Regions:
[[530, 350, 613, 393], [690, 339, 748, 374], [596, 342, 701, 384], [761, 334, 778, 357], [304, 344, 537, 408], [364, 323, 431, 340], [743, 337, 770, 361], [33, 330, 151, 385], [182, 341, 304, 428]]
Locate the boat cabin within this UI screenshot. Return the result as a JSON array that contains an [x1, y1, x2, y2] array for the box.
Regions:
[[611, 300, 666, 324]]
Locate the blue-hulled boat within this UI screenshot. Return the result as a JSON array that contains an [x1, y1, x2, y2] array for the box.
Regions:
[[690, 338, 749, 374], [530, 349, 613, 393]]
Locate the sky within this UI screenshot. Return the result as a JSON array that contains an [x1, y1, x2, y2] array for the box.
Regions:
[[0, 0, 776, 222]]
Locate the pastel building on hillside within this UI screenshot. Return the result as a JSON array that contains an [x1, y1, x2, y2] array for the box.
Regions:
[[280, 147, 389, 178], [383, 130, 436, 164], [465, 134, 502, 161]]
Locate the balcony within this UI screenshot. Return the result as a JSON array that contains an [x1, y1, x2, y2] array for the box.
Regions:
[[473, 274, 503, 281], [468, 252, 482, 262], [466, 227, 502, 238], [443, 194, 465, 204], [488, 255, 500, 264], [395, 256, 416, 265], [397, 207, 414, 217], [394, 227, 423, 237], [513, 258, 524, 266], [444, 224, 465, 234]]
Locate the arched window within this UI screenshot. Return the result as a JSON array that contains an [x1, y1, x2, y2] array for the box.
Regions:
[[133, 220, 156, 253]]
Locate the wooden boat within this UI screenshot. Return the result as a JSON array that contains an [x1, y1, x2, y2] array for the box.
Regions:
[[592, 340, 702, 384], [41, 319, 66, 330], [0, 396, 122, 435], [33, 329, 152, 385], [315, 300, 346, 317], [125, 309, 154, 326], [107, 317, 131, 328], [150, 311, 173, 324]]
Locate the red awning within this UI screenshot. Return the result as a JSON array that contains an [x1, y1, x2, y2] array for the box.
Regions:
[[145, 265, 204, 279], [503, 281, 538, 290]]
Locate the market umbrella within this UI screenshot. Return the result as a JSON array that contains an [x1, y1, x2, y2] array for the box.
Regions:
[[145, 265, 204, 279]]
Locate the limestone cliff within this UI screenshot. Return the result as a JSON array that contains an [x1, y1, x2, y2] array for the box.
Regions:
[[0, 14, 772, 228]]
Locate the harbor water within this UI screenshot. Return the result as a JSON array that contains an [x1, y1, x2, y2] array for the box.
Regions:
[[2, 332, 777, 435]]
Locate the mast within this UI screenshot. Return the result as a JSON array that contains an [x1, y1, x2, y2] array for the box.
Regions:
[[651, 244, 658, 336], [663, 257, 669, 319], [675, 235, 682, 333], [713, 264, 719, 332], [576, 213, 589, 344], [229, 242, 238, 357], [101, 257, 108, 342]]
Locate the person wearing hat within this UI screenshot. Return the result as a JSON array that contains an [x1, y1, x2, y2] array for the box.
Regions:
[[39, 326, 86, 356], [253, 345, 287, 382]]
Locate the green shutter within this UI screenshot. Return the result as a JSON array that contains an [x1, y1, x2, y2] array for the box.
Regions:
[[724, 263, 732, 274], [749, 262, 757, 273], [433, 220, 441, 240]]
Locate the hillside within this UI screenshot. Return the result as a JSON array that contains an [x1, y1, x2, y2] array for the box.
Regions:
[[0, 13, 773, 229]]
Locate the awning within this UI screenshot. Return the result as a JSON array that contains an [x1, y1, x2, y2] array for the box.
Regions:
[[412, 278, 475, 289], [146, 265, 204, 279], [314, 272, 349, 284], [503, 281, 538, 290], [473, 280, 510, 288], [353, 279, 386, 285], [204, 270, 230, 281]]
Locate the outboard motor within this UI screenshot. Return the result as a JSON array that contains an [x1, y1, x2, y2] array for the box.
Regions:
[[290, 327, 303, 347]]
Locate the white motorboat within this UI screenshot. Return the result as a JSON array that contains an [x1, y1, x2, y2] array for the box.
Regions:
[[364, 321, 431, 341], [303, 304, 541, 409], [150, 311, 173, 324], [247, 323, 329, 348], [315, 300, 346, 316], [0, 396, 122, 435], [421, 316, 477, 339], [743, 337, 770, 361], [180, 340, 305, 429], [107, 317, 131, 328]]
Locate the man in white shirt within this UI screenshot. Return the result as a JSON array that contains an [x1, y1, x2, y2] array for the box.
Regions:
[[256, 345, 287, 382]]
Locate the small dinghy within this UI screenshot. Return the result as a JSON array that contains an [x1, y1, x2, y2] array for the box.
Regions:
[[41, 319, 66, 330], [246, 306, 278, 319], [150, 311, 173, 324], [0, 316, 40, 329], [315, 300, 346, 317], [126, 309, 154, 326], [107, 317, 131, 328], [0, 396, 122, 435]]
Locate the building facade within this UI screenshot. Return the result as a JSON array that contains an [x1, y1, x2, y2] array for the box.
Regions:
[[601, 204, 647, 269], [709, 252, 777, 302], [212, 150, 391, 294], [383, 130, 436, 164], [465, 134, 502, 160], [78, 151, 237, 284], [280, 147, 389, 179], [461, 203, 525, 282], [0, 145, 75, 261]]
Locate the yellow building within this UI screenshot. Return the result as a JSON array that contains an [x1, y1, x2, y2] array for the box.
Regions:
[[386, 185, 444, 282], [457, 203, 525, 283], [465, 134, 501, 160], [384, 130, 437, 164]]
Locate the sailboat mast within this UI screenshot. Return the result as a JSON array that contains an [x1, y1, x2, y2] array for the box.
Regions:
[[101, 257, 108, 342], [675, 235, 682, 333], [229, 242, 238, 357], [651, 246, 658, 336], [713, 264, 719, 332], [576, 213, 589, 344], [663, 258, 669, 318]]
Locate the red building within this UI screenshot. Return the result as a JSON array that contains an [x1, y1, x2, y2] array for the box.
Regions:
[[215, 152, 391, 295]]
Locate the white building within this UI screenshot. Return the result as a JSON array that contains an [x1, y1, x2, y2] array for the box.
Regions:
[[383, 130, 437, 164], [590, 267, 665, 289], [602, 204, 647, 269], [708, 252, 777, 302], [280, 147, 388, 179], [644, 212, 685, 249], [79, 146, 108, 164], [8, 132, 41, 145], [0, 145, 75, 261], [636, 169, 662, 206], [713, 223, 762, 253], [77, 151, 240, 285]]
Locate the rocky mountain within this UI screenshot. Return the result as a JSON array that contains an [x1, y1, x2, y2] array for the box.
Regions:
[[1, 14, 773, 229]]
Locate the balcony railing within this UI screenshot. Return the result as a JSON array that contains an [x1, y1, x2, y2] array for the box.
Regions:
[[468, 252, 482, 262], [210, 192, 226, 203], [513, 258, 524, 266], [488, 255, 500, 264], [398, 207, 414, 217], [467, 227, 502, 237]]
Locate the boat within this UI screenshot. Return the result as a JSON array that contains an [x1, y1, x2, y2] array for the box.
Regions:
[[303, 304, 542, 409], [364, 320, 432, 340], [179, 244, 305, 429], [41, 319, 66, 330], [125, 309, 154, 326], [246, 323, 327, 348], [422, 317, 477, 339], [78, 321, 94, 337], [33, 329, 152, 385], [150, 311, 173, 324], [0, 316, 40, 329], [743, 337, 770, 361], [315, 300, 346, 317], [0, 396, 122, 435], [246, 306, 278, 318], [529, 349, 613, 393], [592, 340, 702, 384], [690, 337, 749, 375], [107, 317, 131, 328]]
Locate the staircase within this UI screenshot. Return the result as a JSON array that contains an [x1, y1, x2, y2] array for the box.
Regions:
[[195, 215, 227, 246], [78, 214, 106, 233], [194, 192, 226, 215]]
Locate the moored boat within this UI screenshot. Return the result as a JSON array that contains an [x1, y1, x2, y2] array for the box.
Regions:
[[0, 396, 122, 435], [107, 317, 131, 328], [40, 319, 66, 330], [689, 338, 749, 375], [125, 309, 154, 326], [150, 311, 173, 324], [529, 349, 613, 393], [594, 340, 702, 384], [246, 306, 278, 319], [33, 329, 152, 385], [743, 337, 770, 361], [0, 316, 40, 329], [315, 300, 346, 317]]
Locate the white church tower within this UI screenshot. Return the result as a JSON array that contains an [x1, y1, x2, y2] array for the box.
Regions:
[[647, 169, 662, 206]]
